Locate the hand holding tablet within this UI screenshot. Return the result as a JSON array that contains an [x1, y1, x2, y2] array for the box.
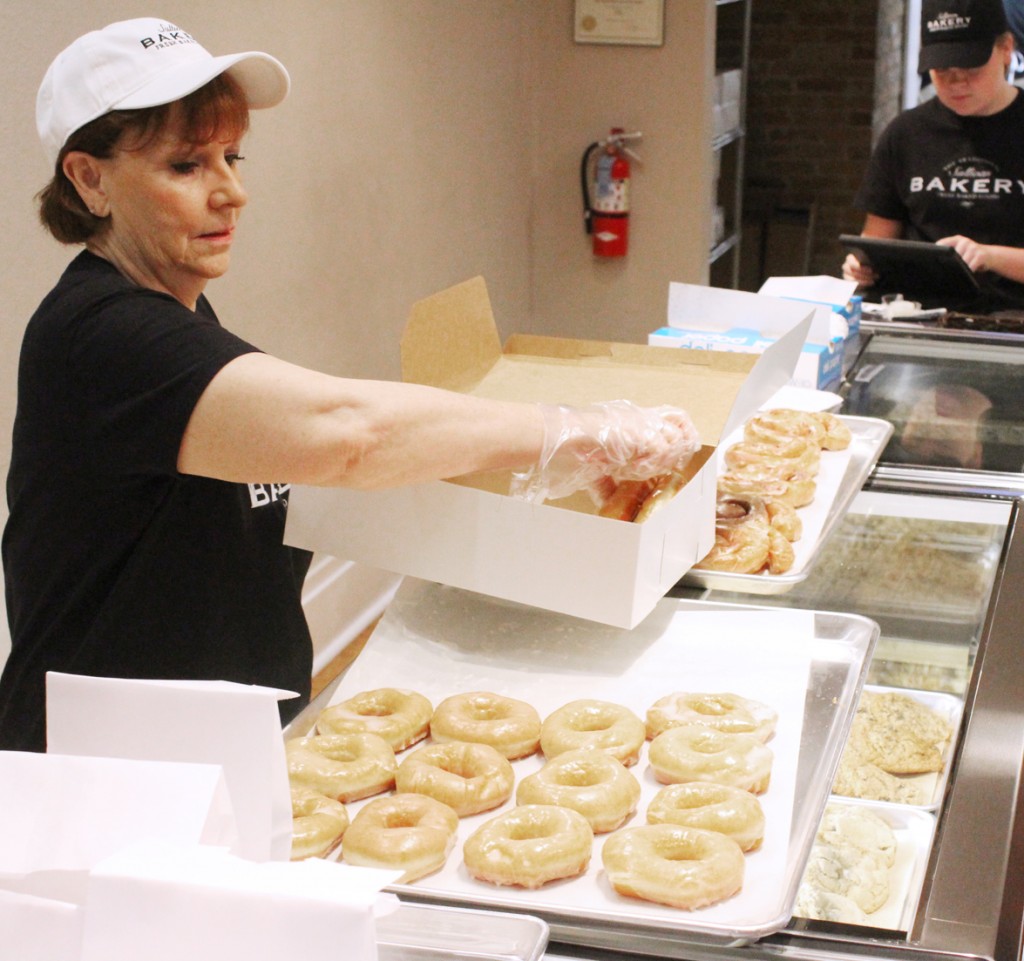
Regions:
[[839, 235, 981, 309]]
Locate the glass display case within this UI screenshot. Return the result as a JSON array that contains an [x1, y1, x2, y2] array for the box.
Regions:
[[536, 492, 1022, 961], [543, 320, 1024, 961], [842, 322, 1024, 486]]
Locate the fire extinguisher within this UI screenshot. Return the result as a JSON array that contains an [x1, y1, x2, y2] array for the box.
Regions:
[[581, 128, 642, 257]]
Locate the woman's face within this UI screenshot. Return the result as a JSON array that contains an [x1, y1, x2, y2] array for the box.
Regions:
[[930, 36, 1016, 116], [85, 110, 248, 308]]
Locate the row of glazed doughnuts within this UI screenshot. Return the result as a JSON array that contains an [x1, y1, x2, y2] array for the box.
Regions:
[[286, 688, 778, 910], [695, 408, 852, 576]]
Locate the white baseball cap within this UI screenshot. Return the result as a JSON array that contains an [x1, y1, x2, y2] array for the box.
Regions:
[[37, 17, 290, 167]]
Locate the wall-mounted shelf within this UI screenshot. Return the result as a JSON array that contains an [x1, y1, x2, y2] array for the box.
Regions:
[[709, 0, 751, 290]]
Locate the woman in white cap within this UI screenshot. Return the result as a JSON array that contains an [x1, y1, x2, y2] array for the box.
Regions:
[[0, 18, 700, 752], [842, 0, 1024, 312]]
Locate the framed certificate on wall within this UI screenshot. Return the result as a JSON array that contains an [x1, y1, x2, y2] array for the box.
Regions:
[[574, 0, 665, 46]]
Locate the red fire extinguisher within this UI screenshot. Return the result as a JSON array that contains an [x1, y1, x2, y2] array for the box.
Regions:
[[581, 128, 642, 257]]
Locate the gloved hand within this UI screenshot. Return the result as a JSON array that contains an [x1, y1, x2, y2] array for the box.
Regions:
[[509, 400, 701, 505]]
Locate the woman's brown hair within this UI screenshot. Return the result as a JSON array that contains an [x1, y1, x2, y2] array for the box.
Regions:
[[37, 72, 250, 245]]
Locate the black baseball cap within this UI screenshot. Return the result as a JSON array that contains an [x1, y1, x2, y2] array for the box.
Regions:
[[919, 0, 1010, 71]]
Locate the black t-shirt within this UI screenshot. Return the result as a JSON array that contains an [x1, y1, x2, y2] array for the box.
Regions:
[[855, 90, 1024, 309], [1, 251, 313, 751]]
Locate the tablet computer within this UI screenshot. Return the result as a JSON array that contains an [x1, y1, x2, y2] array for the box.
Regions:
[[839, 234, 981, 308]]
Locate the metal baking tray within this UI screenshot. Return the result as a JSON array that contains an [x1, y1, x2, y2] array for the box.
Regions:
[[693, 492, 1010, 649], [681, 415, 894, 595], [789, 798, 937, 936], [310, 582, 878, 949], [377, 903, 548, 961]]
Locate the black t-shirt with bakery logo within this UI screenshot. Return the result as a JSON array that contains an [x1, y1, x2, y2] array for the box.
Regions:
[[855, 90, 1024, 309], [0, 251, 313, 751]]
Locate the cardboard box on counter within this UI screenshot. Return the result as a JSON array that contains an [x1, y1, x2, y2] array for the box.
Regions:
[[649, 282, 844, 391], [759, 274, 861, 338], [284, 277, 811, 629]]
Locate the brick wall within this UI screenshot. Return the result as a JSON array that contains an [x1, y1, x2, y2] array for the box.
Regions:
[[741, 0, 906, 286]]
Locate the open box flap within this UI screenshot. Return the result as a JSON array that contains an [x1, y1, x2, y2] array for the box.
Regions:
[[401, 276, 774, 448], [401, 275, 503, 392]]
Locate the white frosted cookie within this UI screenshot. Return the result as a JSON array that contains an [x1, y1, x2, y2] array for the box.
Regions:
[[819, 804, 897, 868], [794, 883, 868, 924], [802, 840, 890, 914]]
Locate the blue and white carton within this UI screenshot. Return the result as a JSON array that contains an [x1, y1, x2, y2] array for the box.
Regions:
[[650, 280, 849, 391]]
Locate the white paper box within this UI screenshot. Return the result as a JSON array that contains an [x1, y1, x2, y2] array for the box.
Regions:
[[0, 751, 235, 884], [760, 274, 861, 347], [81, 840, 399, 961], [46, 674, 293, 862], [0, 888, 82, 961], [285, 277, 810, 629]]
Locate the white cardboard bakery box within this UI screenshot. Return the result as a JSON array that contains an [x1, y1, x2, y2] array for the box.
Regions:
[[284, 277, 812, 629]]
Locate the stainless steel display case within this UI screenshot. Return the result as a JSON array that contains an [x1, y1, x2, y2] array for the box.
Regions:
[[546, 322, 1024, 961], [296, 487, 1024, 961]]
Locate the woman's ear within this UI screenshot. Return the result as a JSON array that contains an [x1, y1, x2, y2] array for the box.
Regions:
[[62, 151, 109, 218], [998, 32, 1016, 67]]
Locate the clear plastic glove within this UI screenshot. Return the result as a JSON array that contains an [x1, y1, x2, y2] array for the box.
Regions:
[[509, 400, 701, 505]]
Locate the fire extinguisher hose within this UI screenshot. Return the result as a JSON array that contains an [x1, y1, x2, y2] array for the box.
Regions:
[[580, 141, 600, 235]]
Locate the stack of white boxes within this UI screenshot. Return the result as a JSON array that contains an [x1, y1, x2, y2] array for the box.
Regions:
[[713, 69, 743, 140]]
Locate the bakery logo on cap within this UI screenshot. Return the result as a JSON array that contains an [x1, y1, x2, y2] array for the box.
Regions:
[[926, 12, 973, 36], [139, 23, 198, 52]]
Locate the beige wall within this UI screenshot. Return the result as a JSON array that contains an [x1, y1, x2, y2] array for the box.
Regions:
[[0, 1, 715, 663], [529, 1, 715, 342]]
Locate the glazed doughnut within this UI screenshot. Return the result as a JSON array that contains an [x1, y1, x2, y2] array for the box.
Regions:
[[709, 493, 799, 574], [727, 432, 813, 463], [767, 526, 796, 574], [814, 411, 852, 451], [516, 749, 641, 833], [633, 470, 690, 523], [648, 725, 773, 793], [341, 793, 459, 882], [316, 688, 433, 751], [395, 740, 514, 817], [290, 785, 349, 860], [646, 692, 778, 741], [714, 493, 770, 530], [745, 408, 826, 448], [430, 692, 541, 759], [602, 824, 745, 910], [646, 782, 765, 852], [764, 497, 802, 542], [694, 523, 769, 574], [717, 466, 816, 508], [286, 732, 397, 802], [463, 804, 593, 889], [724, 437, 820, 476], [599, 478, 658, 522], [727, 453, 815, 485], [600, 470, 690, 524], [540, 699, 646, 766]]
